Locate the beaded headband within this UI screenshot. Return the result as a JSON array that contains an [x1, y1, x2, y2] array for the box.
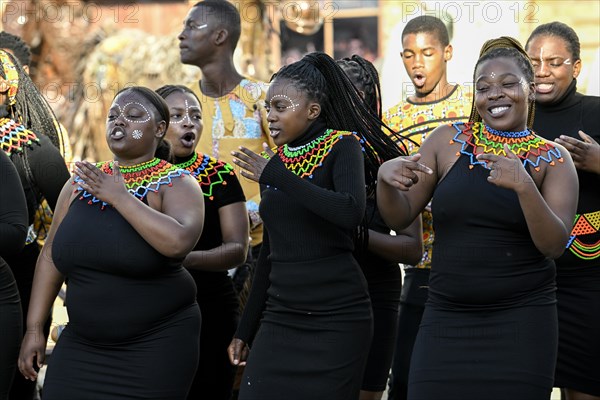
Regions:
[[0, 50, 19, 106]]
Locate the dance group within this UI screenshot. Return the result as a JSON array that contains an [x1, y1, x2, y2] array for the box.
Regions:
[[1, 1, 598, 400]]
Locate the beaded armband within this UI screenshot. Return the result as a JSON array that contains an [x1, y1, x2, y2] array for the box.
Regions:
[[176, 152, 235, 200], [567, 211, 600, 260], [1, 118, 40, 156], [450, 122, 563, 171], [75, 157, 189, 209]]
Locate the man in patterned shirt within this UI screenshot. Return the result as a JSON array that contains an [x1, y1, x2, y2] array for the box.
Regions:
[[382, 15, 472, 400], [178, 0, 274, 270]]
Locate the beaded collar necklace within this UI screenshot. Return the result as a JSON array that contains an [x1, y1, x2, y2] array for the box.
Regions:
[[278, 129, 360, 178], [75, 157, 189, 209], [450, 122, 563, 171], [1, 117, 40, 156], [175, 152, 234, 200]]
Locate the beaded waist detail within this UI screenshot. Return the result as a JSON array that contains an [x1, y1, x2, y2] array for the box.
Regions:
[[567, 210, 600, 260]]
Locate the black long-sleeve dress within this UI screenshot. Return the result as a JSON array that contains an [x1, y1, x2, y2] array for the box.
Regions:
[[235, 122, 372, 400], [175, 152, 246, 400], [0, 150, 28, 400], [532, 80, 600, 396], [44, 159, 201, 399]]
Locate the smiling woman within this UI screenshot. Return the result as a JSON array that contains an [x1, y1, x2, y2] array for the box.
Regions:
[[18, 86, 205, 399], [376, 37, 579, 400]]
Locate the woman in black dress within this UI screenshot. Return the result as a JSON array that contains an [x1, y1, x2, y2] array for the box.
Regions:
[[157, 84, 249, 400], [377, 37, 578, 400], [526, 22, 600, 400], [0, 150, 28, 400], [0, 49, 70, 396], [336, 55, 423, 400], [18, 86, 205, 399], [228, 52, 411, 400]]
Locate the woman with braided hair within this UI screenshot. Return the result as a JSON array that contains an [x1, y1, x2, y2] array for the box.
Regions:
[[0, 150, 28, 400], [337, 54, 423, 400], [0, 49, 69, 396], [227, 51, 412, 400], [377, 37, 578, 399]]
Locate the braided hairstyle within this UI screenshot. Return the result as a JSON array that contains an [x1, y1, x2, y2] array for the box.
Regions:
[[113, 86, 174, 163], [469, 36, 536, 128], [274, 52, 410, 250], [525, 21, 581, 61], [0, 50, 65, 153], [273, 52, 409, 193], [336, 55, 382, 119], [0, 31, 32, 67]]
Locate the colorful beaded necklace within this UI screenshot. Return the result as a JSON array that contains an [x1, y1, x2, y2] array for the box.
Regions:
[[450, 122, 563, 171], [76, 157, 189, 209], [278, 129, 361, 178], [175, 152, 234, 201], [1, 117, 39, 156]]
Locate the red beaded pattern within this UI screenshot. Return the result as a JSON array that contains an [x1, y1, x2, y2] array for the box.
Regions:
[[278, 129, 360, 178], [175, 152, 235, 201]]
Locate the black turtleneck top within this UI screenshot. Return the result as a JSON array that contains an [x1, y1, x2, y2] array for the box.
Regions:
[[532, 80, 600, 270], [235, 120, 367, 343]]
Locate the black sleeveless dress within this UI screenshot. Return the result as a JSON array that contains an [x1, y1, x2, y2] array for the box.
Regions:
[[407, 149, 557, 400], [176, 152, 246, 400], [45, 194, 201, 399], [235, 124, 373, 400]]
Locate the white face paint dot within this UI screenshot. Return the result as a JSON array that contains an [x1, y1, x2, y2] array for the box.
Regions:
[[132, 129, 143, 140], [170, 99, 193, 124], [114, 102, 152, 124], [270, 94, 300, 112]]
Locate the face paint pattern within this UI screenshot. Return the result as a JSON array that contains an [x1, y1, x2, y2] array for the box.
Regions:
[[113, 102, 152, 123], [270, 94, 300, 112], [170, 99, 194, 125], [132, 129, 143, 140]]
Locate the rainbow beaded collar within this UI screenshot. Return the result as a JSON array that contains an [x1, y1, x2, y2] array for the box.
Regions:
[[75, 157, 189, 208], [175, 152, 234, 201], [278, 129, 361, 178], [1, 117, 39, 156], [450, 122, 563, 171]]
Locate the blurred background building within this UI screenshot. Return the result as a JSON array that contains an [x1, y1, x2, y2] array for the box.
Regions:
[[1, 0, 599, 160]]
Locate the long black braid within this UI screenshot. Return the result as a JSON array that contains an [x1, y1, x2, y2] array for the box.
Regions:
[[469, 36, 536, 128], [273, 52, 411, 251], [336, 55, 381, 118]]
